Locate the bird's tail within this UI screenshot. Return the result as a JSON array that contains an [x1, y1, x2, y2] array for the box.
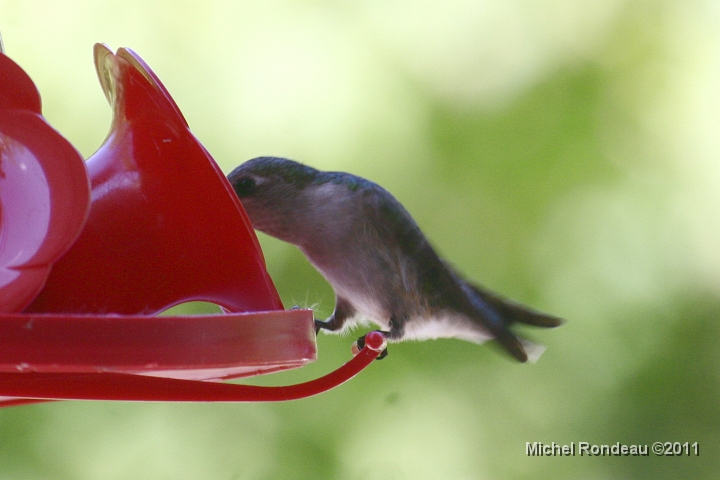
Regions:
[[462, 281, 562, 363]]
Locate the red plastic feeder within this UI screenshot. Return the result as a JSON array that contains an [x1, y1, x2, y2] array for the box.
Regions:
[[0, 43, 386, 407]]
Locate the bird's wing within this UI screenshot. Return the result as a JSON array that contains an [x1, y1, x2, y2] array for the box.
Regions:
[[359, 185, 464, 304]]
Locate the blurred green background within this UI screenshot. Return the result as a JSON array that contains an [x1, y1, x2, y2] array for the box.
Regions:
[[1, 0, 718, 478]]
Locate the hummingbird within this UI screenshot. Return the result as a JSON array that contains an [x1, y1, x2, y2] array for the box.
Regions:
[[228, 157, 562, 362]]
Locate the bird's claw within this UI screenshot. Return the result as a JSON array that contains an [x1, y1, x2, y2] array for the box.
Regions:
[[355, 331, 389, 360], [313, 319, 326, 335]]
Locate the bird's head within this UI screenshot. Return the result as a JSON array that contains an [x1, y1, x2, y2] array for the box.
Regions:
[[227, 157, 323, 242]]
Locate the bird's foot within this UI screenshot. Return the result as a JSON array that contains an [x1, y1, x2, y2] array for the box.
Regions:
[[354, 331, 389, 360]]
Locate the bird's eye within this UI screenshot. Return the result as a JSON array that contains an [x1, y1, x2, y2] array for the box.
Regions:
[[233, 176, 256, 197]]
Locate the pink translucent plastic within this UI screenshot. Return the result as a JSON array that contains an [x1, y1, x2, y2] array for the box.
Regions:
[[0, 43, 384, 407], [0, 52, 90, 312]]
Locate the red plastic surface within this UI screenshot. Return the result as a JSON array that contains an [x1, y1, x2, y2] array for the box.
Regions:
[[0, 309, 315, 380], [0, 43, 385, 407], [26, 44, 282, 315], [0, 52, 90, 312], [0, 331, 387, 405]]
